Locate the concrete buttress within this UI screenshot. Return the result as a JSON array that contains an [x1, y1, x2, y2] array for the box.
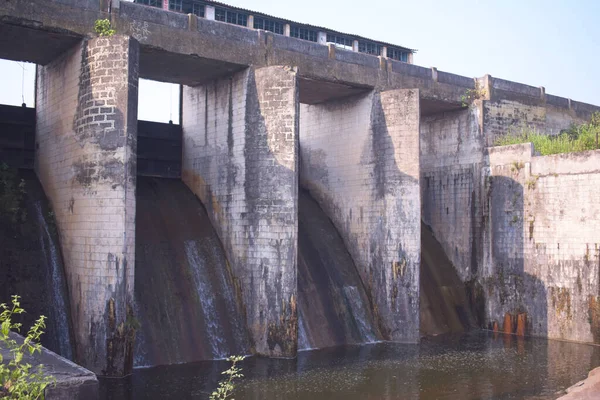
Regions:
[[182, 66, 299, 357], [299, 89, 421, 342], [35, 35, 139, 376]]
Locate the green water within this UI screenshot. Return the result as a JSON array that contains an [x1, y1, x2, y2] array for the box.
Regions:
[[100, 331, 600, 400]]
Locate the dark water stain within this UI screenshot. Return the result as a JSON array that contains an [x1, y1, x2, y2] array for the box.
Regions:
[[99, 331, 600, 400], [420, 222, 476, 336]]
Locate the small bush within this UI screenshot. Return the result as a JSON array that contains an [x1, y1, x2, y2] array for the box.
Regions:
[[461, 82, 487, 107], [210, 356, 245, 400], [494, 116, 600, 156], [94, 19, 115, 37], [1, 295, 54, 399]]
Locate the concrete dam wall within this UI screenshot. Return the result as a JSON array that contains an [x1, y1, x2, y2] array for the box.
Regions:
[[0, 0, 599, 377]]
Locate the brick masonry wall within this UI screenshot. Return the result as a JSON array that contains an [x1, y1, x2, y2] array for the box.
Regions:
[[484, 144, 600, 343], [182, 66, 299, 357], [36, 35, 138, 375], [421, 98, 597, 340], [300, 89, 421, 342]]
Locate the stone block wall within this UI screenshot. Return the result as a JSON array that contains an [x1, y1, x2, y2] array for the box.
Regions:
[[182, 66, 299, 357], [36, 35, 139, 375], [299, 89, 421, 342], [484, 144, 600, 343]]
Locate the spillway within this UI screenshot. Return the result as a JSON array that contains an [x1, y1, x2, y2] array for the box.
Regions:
[[134, 177, 250, 367], [297, 189, 382, 350], [0, 169, 74, 359], [420, 222, 475, 336]]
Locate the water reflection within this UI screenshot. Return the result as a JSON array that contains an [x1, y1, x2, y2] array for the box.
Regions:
[[100, 331, 600, 400]]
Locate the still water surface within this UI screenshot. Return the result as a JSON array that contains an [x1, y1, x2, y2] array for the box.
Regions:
[[100, 331, 600, 400]]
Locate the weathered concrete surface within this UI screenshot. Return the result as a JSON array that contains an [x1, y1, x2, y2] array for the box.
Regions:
[[483, 145, 600, 343], [36, 35, 139, 375], [420, 105, 485, 284], [300, 89, 421, 342], [181, 66, 299, 357], [420, 94, 600, 342], [558, 367, 600, 400], [1, 332, 98, 400]]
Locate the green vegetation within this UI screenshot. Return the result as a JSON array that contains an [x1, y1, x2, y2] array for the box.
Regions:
[[1, 296, 54, 399], [94, 19, 115, 37], [0, 163, 26, 224], [210, 356, 245, 400], [461, 82, 487, 107], [494, 112, 600, 155]]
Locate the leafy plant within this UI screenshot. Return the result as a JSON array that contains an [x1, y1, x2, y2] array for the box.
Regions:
[[94, 19, 115, 37], [1, 295, 54, 399], [209, 356, 245, 400], [461, 82, 487, 107]]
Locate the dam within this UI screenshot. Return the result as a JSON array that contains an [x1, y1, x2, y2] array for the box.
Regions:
[[0, 1, 599, 394]]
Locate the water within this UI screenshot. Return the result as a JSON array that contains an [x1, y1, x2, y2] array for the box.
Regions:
[[100, 331, 600, 400], [0, 170, 74, 359], [134, 177, 250, 367], [297, 190, 381, 349], [34, 201, 73, 360]]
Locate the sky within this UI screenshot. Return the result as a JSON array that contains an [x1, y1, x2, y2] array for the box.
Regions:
[[1, 0, 598, 123]]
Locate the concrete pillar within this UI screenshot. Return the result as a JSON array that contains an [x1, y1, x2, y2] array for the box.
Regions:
[[36, 35, 139, 376], [317, 31, 327, 45], [352, 39, 359, 52], [247, 15, 254, 28], [181, 66, 299, 357], [381, 46, 388, 58], [408, 52, 414, 64], [299, 89, 421, 342], [284, 23, 290, 36], [162, 0, 168, 10], [205, 5, 215, 20]]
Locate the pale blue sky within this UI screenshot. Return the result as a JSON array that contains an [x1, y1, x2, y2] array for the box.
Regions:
[[1, 0, 598, 123]]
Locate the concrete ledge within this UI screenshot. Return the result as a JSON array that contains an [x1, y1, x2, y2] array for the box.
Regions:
[[391, 60, 431, 79], [272, 34, 329, 58], [546, 93, 570, 108], [1, 333, 98, 400], [197, 16, 260, 45], [492, 77, 540, 98], [335, 47, 380, 68], [120, 1, 188, 30], [53, 0, 100, 11], [437, 70, 475, 88], [487, 143, 534, 166]]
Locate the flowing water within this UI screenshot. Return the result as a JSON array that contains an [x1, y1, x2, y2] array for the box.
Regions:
[[134, 177, 250, 367], [0, 169, 74, 359], [34, 201, 73, 360], [297, 190, 381, 349], [100, 331, 600, 400]]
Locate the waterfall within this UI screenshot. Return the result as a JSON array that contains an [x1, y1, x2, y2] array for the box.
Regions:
[[342, 286, 378, 344], [297, 312, 312, 351], [184, 240, 228, 358], [34, 201, 73, 360]]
